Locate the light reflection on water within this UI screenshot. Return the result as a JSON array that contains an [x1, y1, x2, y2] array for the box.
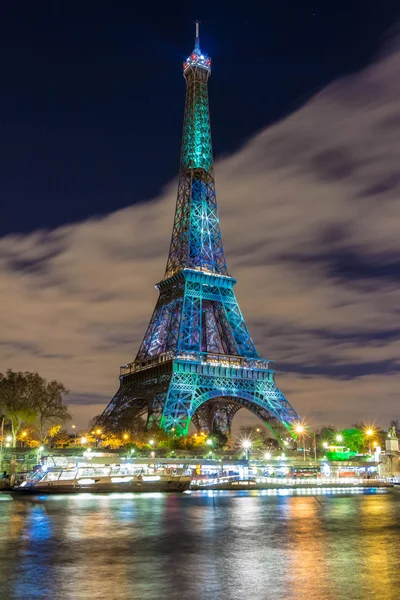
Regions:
[[0, 490, 399, 600]]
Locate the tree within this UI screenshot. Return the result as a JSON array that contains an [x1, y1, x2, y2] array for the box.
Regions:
[[44, 424, 62, 446], [341, 428, 365, 453], [34, 379, 70, 442], [0, 370, 39, 447]]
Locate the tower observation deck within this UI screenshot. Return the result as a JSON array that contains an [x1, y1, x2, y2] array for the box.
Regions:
[[96, 24, 301, 439]]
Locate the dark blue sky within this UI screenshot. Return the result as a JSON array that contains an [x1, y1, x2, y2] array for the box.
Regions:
[[1, 1, 399, 236]]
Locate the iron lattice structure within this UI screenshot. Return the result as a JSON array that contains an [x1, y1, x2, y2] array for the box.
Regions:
[[96, 25, 301, 440]]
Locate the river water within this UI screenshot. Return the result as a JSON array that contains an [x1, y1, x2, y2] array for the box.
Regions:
[[0, 489, 399, 600]]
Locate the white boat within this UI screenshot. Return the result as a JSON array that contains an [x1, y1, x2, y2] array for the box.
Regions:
[[12, 455, 191, 494]]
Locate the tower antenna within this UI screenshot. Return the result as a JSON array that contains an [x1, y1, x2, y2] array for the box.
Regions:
[[195, 19, 200, 51]]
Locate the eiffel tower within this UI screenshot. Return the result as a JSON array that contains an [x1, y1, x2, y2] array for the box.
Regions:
[[96, 23, 301, 440]]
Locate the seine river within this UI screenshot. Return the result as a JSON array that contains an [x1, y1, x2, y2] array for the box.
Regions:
[[0, 490, 399, 600]]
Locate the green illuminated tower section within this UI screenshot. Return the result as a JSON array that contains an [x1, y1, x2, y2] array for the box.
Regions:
[[165, 22, 226, 277]]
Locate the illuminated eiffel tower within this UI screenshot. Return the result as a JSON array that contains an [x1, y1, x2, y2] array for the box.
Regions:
[[96, 24, 301, 440]]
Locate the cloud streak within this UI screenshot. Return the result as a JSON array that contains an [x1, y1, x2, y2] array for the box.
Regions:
[[1, 41, 400, 429]]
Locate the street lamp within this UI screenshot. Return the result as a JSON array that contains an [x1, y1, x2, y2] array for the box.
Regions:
[[81, 436, 87, 445], [264, 452, 271, 461], [336, 434, 343, 443], [149, 439, 154, 447], [295, 424, 306, 461], [242, 439, 252, 460], [365, 428, 375, 454], [72, 425, 77, 446], [206, 438, 213, 446]]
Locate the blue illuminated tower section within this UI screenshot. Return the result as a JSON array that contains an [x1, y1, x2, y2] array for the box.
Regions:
[[96, 24, 301, 440]]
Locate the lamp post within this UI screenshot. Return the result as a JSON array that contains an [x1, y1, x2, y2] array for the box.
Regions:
[[365, 428, 374, 454], [295, 424, 306, 461], [242, 439, 252, 461], [0, 417, 4, 471], [72, 425, 77, 446], [95, 429, 102, 448]]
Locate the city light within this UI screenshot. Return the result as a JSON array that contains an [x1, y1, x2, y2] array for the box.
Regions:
[[81, 437, 87, 444], [206, 438, 213, 446], [336, 435, 343, 443], [149, 439, 155, 446], [6, 436, 12, 442], [96, 429, 102, 435], [123, 434, 129, 440], [295, 424, 304, 434], [21, 431, 27, 438], [264, 452, 271, 460], [242, 439, 252, 460], [365, 428, 374, 437], [322, 442, 329, 448]]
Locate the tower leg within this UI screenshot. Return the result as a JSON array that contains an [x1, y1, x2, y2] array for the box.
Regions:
[[146, 393, 167, 430], [191, 403, 213, 434], [160, 372, 197, 435], [211, 400, 241, 435]]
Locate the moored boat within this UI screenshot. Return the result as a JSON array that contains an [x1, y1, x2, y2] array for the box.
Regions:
[[12, 455, 191, 494]]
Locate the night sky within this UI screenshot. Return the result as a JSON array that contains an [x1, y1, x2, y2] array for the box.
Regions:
[[1, 1, 400, 429]]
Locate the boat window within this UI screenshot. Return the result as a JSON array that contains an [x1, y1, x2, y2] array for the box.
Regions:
[[59, 471, 76, 480], [44, 472, 60, 481]]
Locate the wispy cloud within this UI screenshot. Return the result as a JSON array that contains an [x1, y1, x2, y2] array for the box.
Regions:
[[1, 41, 399, 429]]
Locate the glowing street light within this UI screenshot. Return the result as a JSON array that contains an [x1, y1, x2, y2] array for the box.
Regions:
[[264, 452, 271, 461], [6, 436, 12, 443], [322, 442, 329, 449], [295, 424, 306, 461], [149, 439, 155, 447], [242, 439, 252, 460], [123, 434, 129, 441], [336, 434, 343, 443], [81, 436, 87, 445], [365, 428, 375, 454], [206, 438, 213, 446]]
